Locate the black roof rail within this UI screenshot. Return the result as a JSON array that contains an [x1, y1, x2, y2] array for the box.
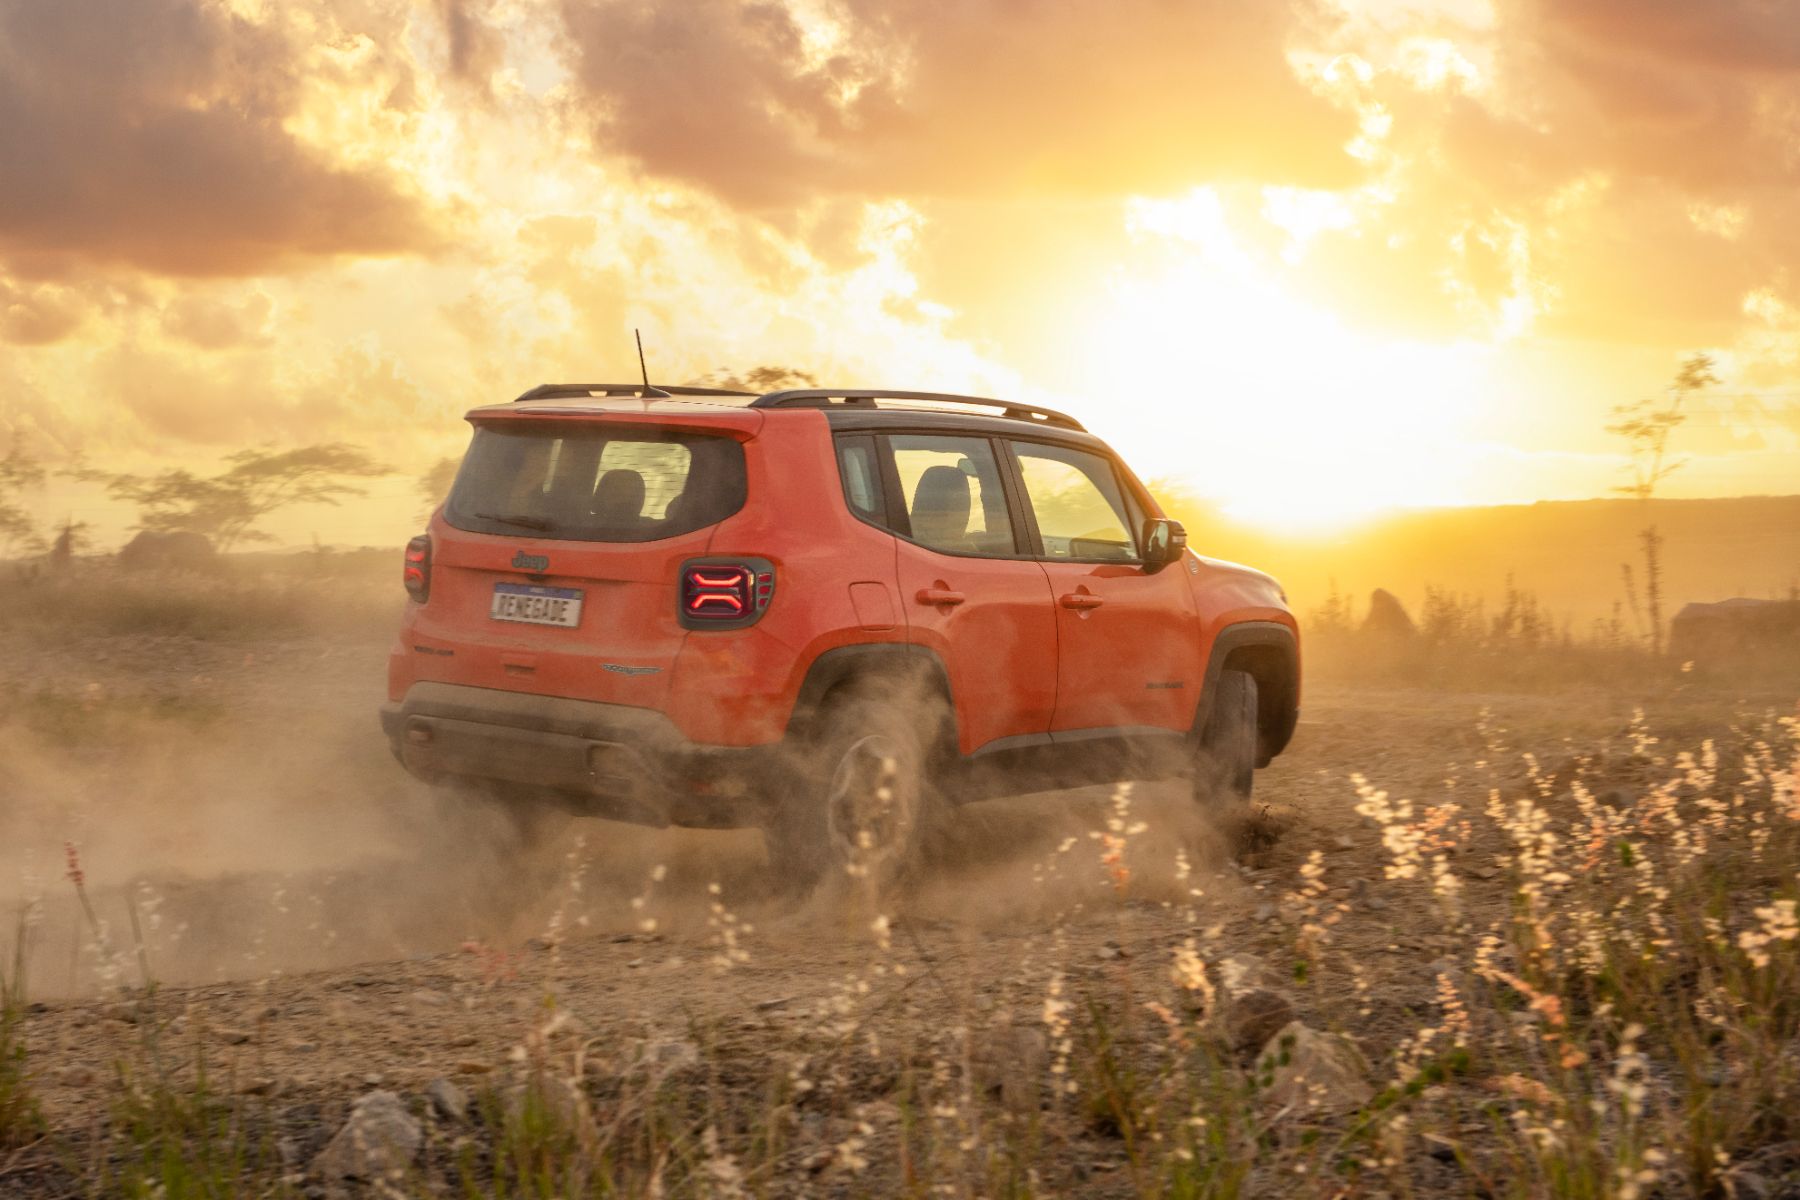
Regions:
[[513, 383, 755, 403], [752, 389, 1085, 431]]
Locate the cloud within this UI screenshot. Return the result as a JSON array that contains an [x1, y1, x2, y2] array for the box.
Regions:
[[161, 292, 275, 351], [435, 0, 506, 90], [0, 276, 84, 345], [558, 0, 1358, 208], [0, 0, 442, 278]]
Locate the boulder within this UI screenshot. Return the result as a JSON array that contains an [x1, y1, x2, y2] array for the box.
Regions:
[[971, 1025, 1048, 1112], [1224, 989, 1298, 1056], [1256, 1022, 1373, 1114], [426, 1077, 469, 1123], [311, 1091, 422, 1182]]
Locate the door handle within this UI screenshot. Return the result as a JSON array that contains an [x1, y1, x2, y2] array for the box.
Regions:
[[915, 587, 966, 607], [1059, 593, 1104, 610]]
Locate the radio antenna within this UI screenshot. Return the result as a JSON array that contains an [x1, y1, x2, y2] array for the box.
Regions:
[[634, 328, 670, 398]]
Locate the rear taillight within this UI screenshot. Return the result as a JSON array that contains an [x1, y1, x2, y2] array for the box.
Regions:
[[403, 534, 431, 602], [679, 558, 774, 629]]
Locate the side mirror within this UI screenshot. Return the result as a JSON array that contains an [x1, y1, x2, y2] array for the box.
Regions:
[[1141, 517, 1187, 570]]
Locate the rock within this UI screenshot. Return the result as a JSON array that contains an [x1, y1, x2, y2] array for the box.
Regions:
[[634, 1038, 701, 1075], [1256, 1023, 1373, 1114], [427, 1077, 470, 1123], [1332, 835, 1356, 851], [972, 1026, 1047, 1112], [1217, 954, 1275, 995], [454, 1060, 493, 1075], [1224, 989, 1297, 1056], [1364, 896, 1389, 913], [217, 1027, 252, 1046], [1096, 943, 1124, 961], [506, 1073, 594, 1138], [1423, 1132, 1458, 1162], [311, 1091, 422, 1182]]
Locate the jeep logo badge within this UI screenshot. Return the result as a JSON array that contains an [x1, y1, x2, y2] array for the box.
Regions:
[[511, 551, 549, 572]]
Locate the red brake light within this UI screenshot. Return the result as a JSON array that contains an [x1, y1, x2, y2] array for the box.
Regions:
[[403, 534, 431, 602], [680, 560, 774, 627]]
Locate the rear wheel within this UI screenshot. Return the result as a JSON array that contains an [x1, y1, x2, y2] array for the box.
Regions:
[[764, 694, 934, 897], [1195, 669, 1258, 841]]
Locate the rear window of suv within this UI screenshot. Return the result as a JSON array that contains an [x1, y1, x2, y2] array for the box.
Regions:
[[445, 423, 747, 542]]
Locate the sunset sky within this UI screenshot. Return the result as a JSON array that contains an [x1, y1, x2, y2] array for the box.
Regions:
[[3, 0, 1800, 545]]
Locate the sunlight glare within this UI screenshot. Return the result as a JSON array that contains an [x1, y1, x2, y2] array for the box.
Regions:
[[1063, 189, 1494, 534]]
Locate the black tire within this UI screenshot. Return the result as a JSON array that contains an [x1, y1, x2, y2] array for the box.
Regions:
[[1195, 668, 1258, 817], [764, 693, 934, 897]]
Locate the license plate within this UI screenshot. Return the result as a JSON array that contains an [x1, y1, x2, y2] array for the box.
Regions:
[[490, 583, 584, 627]]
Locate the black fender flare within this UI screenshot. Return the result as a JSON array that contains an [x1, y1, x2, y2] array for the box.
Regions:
[[787, 643, 957, 751], [1194, 621, 1300, 766]]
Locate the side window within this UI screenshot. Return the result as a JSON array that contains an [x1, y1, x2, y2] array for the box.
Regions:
[[889, 435, 1017, 556], [1012, 443, 1140, 562], [836, 437, 884, 523]]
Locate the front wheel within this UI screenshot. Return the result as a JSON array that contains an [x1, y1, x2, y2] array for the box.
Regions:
[[1195, 669, 1258, 840], [764, 695, 934, 897]]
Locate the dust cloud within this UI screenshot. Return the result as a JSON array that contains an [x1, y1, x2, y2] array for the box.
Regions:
[[0, 674, 1248, 1000]]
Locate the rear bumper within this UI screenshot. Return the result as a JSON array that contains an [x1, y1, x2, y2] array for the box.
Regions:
[[380, 683, 786, 829]]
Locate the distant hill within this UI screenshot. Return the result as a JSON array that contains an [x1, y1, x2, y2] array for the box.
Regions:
[[1172, 494, 1800, 630]]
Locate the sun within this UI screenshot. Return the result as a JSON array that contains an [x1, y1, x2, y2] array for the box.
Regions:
[[1041, 189, 1499, 535]]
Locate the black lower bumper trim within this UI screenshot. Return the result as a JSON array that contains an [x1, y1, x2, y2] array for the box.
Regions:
[[380, 683, 784, 829]]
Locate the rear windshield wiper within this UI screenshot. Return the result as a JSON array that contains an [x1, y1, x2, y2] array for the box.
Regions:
[[473, 511, 555, 531]]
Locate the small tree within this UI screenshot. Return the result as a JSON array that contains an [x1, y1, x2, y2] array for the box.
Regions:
[[0, 447, 45, 557], [1607, 353, 1716, 655], [102, 444, 390, 553]]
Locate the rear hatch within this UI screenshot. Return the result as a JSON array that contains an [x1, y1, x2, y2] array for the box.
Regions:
[[409, 414, 751, 709]]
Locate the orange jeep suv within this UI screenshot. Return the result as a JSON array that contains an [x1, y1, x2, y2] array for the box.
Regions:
[[382, 385, 1299, 887]]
